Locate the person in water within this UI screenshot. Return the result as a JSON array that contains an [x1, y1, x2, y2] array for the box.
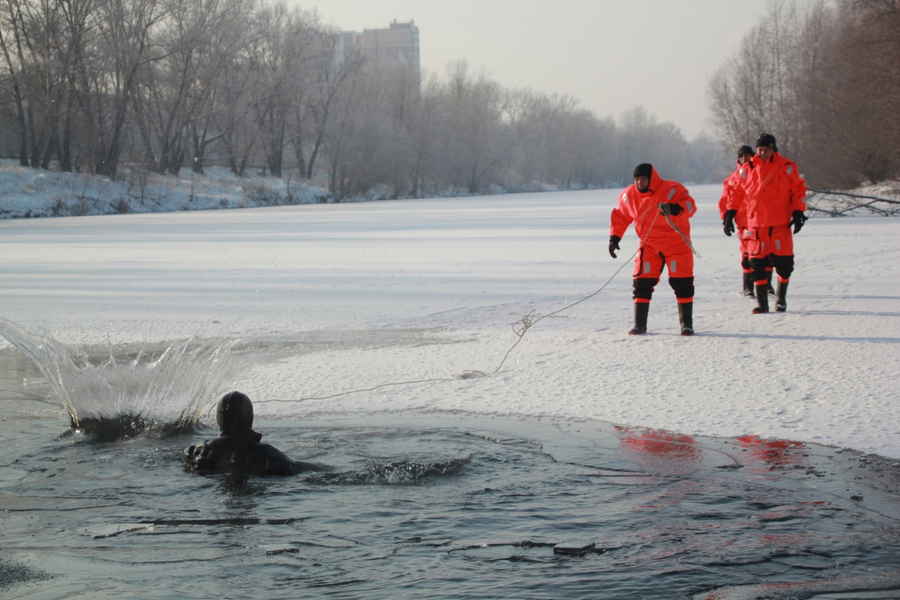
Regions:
[[184, 391, 330, 476]]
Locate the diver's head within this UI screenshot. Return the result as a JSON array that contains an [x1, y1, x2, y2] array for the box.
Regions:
[[216, 391, 254, 435]]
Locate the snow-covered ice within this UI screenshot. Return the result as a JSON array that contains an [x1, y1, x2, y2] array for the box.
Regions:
[[1, 183, 898, 459]]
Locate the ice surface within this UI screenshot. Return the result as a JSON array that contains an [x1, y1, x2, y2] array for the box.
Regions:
[[1, 184, 898, 459]]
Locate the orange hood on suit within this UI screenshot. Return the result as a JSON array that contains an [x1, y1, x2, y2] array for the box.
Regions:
[[610, 167, 696, 254]]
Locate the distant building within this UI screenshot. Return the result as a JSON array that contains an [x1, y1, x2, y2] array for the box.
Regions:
[[336, 20, 420, 90]]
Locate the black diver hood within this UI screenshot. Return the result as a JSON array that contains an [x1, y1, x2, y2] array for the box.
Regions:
[[217, 391, 254, 436]]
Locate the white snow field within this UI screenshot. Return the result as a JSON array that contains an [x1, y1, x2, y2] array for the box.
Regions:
[[1, 184, 898, 459]]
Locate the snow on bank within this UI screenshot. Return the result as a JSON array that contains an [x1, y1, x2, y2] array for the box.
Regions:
[[3, 159, 898, 219], [853, 179, 900, 200], [0, 160, 329, 218], [0, 161, 588, 219], [0, 181, 899, 460]]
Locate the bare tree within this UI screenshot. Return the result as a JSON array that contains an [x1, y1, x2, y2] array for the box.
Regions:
[[831, 0, 900, 182], [708, 2, 805, 153], [303, 28, 361, 181], [0, 0, 85, 168], [77, 0, 168, 176], [186, 0, 255, 175], [129, 0, 250, 175], [226, 3, 316, 178], [406, 73, 445, 196], [709, 0, 899, 187], [437, 62, 504, 193]]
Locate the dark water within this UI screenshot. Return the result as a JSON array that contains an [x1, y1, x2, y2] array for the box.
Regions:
[[3, 350, 900, 599]]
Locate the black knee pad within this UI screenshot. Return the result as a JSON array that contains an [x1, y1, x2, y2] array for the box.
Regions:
[[772, 255, 794, 280], [632, 278, 658, 301], [669, 276, 694, 299], [750, 257, 769, 270], [750, 257, 770, 279]]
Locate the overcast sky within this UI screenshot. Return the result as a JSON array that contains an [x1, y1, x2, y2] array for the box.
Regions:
[[297, 0, 770, 139]]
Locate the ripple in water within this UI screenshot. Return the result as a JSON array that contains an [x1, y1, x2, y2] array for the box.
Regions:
[[3, 320, 900, 599]]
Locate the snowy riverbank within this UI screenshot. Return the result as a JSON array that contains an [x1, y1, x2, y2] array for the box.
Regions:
[[3, 159, 898, 221], [0, 160, 331, 218]]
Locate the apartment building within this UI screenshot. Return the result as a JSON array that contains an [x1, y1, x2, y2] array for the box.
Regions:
[[336, 20, 421, 89]]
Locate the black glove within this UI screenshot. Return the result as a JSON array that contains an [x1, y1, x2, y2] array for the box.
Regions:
[[608, 235, 621, 258], [791, 210, 807, 234], [659, 203, 683, 216], [723, 209, 737, 236]]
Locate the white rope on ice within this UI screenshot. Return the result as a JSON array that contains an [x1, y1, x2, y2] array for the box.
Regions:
[[256, 198, 694, 406], [254, 246, 638, 407]]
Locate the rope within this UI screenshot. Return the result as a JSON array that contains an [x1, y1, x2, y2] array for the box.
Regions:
[[661, 209, 701, 258], [253, 377, 454, 405], [255, 194, 693, 407], [254, 249, 639, 406], [488, 250, 635, 375]]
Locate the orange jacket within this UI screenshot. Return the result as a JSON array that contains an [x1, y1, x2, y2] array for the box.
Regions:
[[610, 167, 696, 254], [718, 161, 749, 229], [727, 152, 806, 228]]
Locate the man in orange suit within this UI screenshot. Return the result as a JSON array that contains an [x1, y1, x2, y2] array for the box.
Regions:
[[609, 163, 697, 335], [724, 134, 807, 313], [719, 144, 762, 297]]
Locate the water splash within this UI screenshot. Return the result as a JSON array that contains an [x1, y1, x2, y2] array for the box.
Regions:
[[0, 318, 241, 439], [304, 457, 470, 485]]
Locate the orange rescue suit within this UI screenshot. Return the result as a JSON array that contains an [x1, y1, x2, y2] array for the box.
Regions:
[[727, 152, 806, 228], [718, 161, 749, 229], [610, 167, 696, 255]]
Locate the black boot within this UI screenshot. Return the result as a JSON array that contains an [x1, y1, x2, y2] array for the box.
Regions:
[[752, 283, 769, 314], [629, 302, 649, 335], [678, 302, 694, 336], [766, 270, 775, 295], [742, 272, 754, 297], [775, 280, 789, 312]]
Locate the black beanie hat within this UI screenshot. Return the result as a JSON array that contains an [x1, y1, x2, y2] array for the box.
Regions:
[[633, 163, 653, 179], [755, 133, 777, 151], [737, 145, 754, 157]]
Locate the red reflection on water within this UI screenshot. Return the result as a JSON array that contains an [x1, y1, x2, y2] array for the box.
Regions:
[[616, 426, 701, 461], [737, 434, 806, 468]]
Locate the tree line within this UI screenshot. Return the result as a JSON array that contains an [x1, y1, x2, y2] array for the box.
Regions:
[[0, 0, 729, 200], [709, 0, 900, 188]]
